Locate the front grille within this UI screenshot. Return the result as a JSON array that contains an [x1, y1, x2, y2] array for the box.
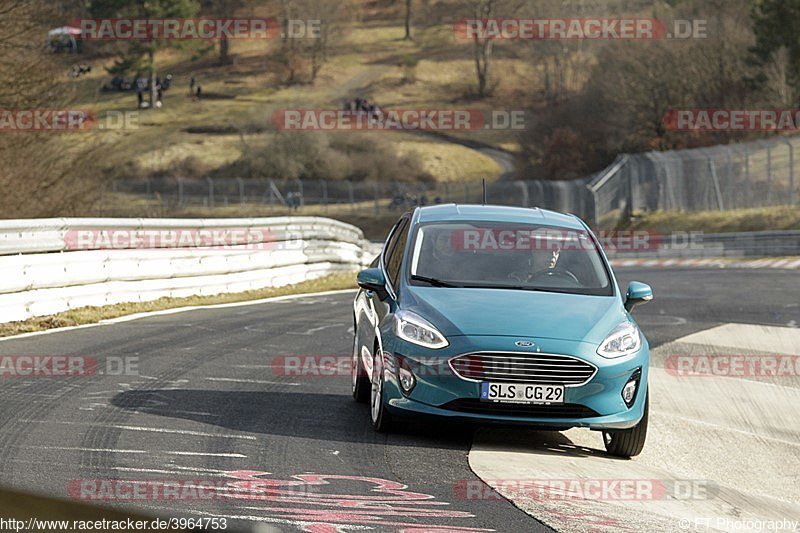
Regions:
[[443, 399, 600, 418], [449, 352, 596, 386]]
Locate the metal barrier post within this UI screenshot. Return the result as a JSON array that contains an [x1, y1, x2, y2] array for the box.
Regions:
[[515, 181, 529, 207], [783, 139, 795, 206], [206, 177, 215, 207], [744, 146, 751, 205], [767, 143, 773, 205], [237, 178, 245, 205], [346, 180, 354, 212]]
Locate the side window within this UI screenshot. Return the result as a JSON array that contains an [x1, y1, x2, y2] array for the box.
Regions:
[[382, 220, 404, 268], [385, 221, 410, 289]]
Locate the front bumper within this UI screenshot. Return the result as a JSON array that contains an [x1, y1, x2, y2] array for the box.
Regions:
[[381, 334, 649, 430]]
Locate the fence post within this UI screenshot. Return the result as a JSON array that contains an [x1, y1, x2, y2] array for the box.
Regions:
[[766, 142, 773, 205], [321, 180, 328, 212], [783, 139, 795, 207], [177, 179, 184, 206], [586, 183, 599, 227], [707, 154, 724, 210], [296, 179, 305, 207], [267, 179, 275, 206], [725, 147, 733, 208], [515, 181, 529, 207], [346, 180, 354, 212], [744, 146, 751, 205], [236, 178, 245, 204], [374, 183, 380, 215], [626, 158, 634, 215], [205, 177, 215, 207]]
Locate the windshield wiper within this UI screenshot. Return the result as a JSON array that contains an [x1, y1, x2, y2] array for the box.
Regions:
[[410, 275, 461, 288]]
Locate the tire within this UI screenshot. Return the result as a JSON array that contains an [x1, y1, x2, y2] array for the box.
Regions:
[[603, 392, 649, 458], [351, 336, 370, 403], [370, 349, 393, 432]]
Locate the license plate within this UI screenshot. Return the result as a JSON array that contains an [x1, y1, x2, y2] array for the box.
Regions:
[[480, 382, 565, 405]]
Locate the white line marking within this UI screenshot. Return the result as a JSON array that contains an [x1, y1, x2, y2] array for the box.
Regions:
[[288, 323, 340, 335], [26, 446, 246, 458], [205, 377, 301, 386], [170, 465, 233, 474], [18, 419, 256, 440], [110, 467, 192, 475]]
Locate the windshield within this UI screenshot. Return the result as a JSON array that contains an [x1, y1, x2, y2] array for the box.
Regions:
[[409, 222, 613, 296]]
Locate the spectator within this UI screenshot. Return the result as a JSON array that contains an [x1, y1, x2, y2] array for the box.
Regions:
[[135, 76, 147, 108]]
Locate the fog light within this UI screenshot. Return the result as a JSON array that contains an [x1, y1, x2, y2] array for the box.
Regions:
[[622, 369, 641, 408], [396, 357, 417, 394], [622, 380, 637, 406]]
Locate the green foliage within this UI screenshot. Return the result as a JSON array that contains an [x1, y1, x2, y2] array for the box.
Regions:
[[751, 0, 800, 86], [88, 0, 201, 75]]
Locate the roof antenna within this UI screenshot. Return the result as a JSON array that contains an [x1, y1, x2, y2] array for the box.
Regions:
[[482, 179, 487, 205]]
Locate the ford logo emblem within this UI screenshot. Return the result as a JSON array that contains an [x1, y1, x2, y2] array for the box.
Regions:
[[515, 341, 535, 347]]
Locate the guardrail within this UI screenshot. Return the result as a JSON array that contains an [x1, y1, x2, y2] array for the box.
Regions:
[[603, 230, 800, 259], [0, 217, 377, 324]]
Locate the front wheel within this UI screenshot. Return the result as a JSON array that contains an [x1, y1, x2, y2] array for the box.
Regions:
[[370, 350, 393, 432], [602, 393, 648, 458]]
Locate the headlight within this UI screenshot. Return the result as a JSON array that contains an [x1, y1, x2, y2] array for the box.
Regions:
[[597, 322, 641, 358], [394, 310, 448, 349]]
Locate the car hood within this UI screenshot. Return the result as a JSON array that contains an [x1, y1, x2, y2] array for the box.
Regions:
[[402, 286, 626, 345]]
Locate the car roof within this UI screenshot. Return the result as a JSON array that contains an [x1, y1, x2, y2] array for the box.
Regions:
[[413, 204, 586, 230]]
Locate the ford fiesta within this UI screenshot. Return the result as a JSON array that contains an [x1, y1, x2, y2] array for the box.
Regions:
[[352, 204, 653, 458]]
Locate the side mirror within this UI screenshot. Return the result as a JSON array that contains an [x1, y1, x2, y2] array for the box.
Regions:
[[357, 268, 387, 297], [625, 281, 653, 313]]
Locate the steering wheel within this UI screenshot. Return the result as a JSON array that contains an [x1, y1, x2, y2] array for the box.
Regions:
[[529, 267, 580, 285]]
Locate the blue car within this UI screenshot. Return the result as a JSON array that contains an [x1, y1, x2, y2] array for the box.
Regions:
[[352, 205, 653, 458]]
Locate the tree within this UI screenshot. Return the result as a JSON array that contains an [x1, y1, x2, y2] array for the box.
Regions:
[[751, 0, 800, 104], [276, 0, 340, 85], [403, 0, 413, 40], [0, 0, 105, 217], [201, 0, 245, 64], [461, 0, 522, 97], [468, 0, 495, 97], [88, 0, 200, 106]]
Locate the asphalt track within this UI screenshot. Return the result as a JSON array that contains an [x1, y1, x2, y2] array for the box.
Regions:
[[0, 267, 797, 532]]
